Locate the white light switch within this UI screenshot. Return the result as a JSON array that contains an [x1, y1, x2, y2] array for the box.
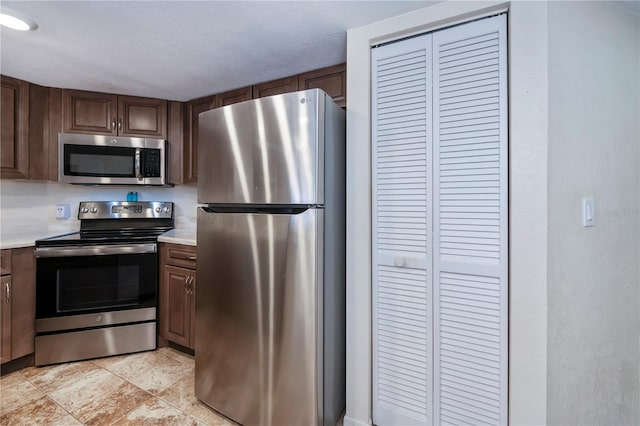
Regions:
[[582, 197, 595, 227]]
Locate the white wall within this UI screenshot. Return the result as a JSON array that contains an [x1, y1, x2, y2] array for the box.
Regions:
[[507, 2, 551, 424], [546, 1, 640, 424], [346, 2, 550, 425], [0, 180, 197, 240]]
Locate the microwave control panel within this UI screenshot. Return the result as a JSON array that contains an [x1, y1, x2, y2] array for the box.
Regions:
[[143, 149, 161, 177]]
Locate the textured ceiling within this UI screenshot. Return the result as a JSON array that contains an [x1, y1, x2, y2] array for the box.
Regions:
[[0, 1, 436, 101]]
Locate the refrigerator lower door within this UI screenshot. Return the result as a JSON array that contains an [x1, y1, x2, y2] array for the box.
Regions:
[[195, 207, 323, 426]]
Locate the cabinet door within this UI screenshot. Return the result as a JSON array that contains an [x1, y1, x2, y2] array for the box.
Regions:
[[161, 265, 192, 348], [252, 76, 298, 99], [10, 247, 35, 359], [167, 101, 187, 184], [118, 96, 167, 139], [215, 86, 252, 108], [28, 84, 55, 181], [298, 63, 346, 107], [0, 276, 11, 364], [1, 76, 30, 179], [62, 89, 118, 135], [189, 271, 196, 350], [0, 250, 11, 276], [187, 95, 216, 183]]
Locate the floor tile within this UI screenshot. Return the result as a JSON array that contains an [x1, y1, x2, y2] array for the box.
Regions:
[[110, 397, 201, 426], [0, 370, 27, 388], [127, 361, 192, 395], [96, 350, 183, 382], [0, 396, 82, 426], [157, 347, 195, 364], [72, 381, 152, 426], [0, 348, 255, 425], [48, 368, 126, 414], [0, 377, 45, 417], [21, 361, 102, 394], [158, 370, 233, 425]]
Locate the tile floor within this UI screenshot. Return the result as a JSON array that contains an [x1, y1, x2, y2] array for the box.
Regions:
[[0, 347, 236, 425]]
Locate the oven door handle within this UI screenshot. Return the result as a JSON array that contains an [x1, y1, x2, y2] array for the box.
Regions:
[[35, 243, 157, 258]]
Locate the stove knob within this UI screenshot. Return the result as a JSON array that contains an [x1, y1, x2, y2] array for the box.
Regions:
[[155, 207, 162, 213], [81, 207, 89, 214], [163, 207, 170, 213], [90, 207, 98, 213]]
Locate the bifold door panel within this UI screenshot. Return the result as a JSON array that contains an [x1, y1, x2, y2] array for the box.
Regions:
[[372, 14, 508, 426]]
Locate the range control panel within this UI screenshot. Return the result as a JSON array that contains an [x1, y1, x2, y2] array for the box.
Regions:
[[78, 201, 173, 220]]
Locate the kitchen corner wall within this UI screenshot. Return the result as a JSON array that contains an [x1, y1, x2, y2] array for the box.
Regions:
[[0, 180, 197, 240]]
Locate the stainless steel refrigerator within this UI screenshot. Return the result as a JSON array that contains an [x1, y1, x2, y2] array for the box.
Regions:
[[195, 89, 345, 426]]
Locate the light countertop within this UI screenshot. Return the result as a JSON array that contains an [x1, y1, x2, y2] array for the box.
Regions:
[[0, 232, 57, 250], [1, 228, 196, 250], [158, 228, 196, 246]]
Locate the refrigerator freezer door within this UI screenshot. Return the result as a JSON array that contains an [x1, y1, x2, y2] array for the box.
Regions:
[[197, 89, 324, 205], [195, 207, 323, 426]]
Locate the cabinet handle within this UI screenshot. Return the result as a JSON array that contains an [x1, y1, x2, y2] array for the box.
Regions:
[[187, 256, 197, 261], [5, 282, 9, 303], [111, 119, 117, 130], [188, 276, 195, 294], [118, 118, 122, 131]]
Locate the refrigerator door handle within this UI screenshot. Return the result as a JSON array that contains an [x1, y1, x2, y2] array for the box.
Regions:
[[199, 206, 313, 215]]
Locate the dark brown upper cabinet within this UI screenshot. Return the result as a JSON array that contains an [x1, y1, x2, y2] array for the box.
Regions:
[[215, 86, 252, 108], [186, 95, 216, 184], [252, 76, 299, 99], [62, 89, 167, 139], [1, 76, 30, 179], [0, 76, 54, 181], [298, 63, 346, 108]]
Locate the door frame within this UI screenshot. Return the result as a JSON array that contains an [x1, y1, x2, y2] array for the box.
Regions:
[[345, 1, 550, 425]]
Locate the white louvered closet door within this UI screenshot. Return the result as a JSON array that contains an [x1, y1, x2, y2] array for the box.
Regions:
[[432, 15, 507, 426], [372, 13, 507, 426], [372, 33, 434, 426]]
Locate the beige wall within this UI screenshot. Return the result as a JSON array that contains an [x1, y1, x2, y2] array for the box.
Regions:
[[546, 1, 640, 424]]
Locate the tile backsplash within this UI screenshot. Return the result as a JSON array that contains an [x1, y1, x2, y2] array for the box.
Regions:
[[0, 180, 197, 240]]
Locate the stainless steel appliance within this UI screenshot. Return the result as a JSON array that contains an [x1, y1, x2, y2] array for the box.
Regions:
[[59, 133, 168, 186], [34, 201, 173, 366], [195, 89, 345, 426]]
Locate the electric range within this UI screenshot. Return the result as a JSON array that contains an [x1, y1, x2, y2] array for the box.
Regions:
[[34, 201, 173, 366]]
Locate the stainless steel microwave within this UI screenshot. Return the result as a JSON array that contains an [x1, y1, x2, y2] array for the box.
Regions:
[[59, 133, 168, 186]]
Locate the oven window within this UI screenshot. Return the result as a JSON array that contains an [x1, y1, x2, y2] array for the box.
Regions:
[[57, 265, 140, 312], [36, 252, 157, 318], [65, 145, 135, 177]]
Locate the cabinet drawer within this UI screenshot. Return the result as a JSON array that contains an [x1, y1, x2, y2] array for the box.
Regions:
[[0, 250, 11, 276], [165, 243, 197, 269]]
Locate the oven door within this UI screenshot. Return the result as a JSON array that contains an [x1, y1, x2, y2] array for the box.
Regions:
[[35, 244, 158, 322]]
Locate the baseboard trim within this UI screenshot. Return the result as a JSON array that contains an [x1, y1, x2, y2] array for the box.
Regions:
[[343, 414, 372, 426]]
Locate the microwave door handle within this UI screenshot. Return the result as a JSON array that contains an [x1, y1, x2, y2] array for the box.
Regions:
[[135, 149, 142, 181]]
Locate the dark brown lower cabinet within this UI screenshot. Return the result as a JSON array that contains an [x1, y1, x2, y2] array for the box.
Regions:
[[0, 247, 36, 365], [0, 276, 11, 364], [160, 243, 196, 350]]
